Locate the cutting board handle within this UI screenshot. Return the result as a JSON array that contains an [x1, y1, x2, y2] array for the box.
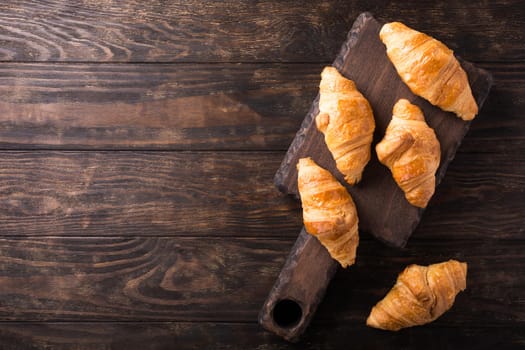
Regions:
[[258, 227, 338, 342]]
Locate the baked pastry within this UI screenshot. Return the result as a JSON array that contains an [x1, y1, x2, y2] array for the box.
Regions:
[[366, 260, 467, 331], [315, 66, 375, 185], [297, 157, 359, 268], [376, 99, 441, 208], [380, 22, 478, 121]]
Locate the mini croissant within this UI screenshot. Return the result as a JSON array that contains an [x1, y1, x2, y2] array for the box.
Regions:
[[380, 22, 478, 121], [315, 67, 375, 185], [376, 99, 441, 208], [367, 260, 467, 331], [297, 157, 359, 268]]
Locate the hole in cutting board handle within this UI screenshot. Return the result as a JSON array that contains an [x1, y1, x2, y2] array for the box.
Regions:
[[272, 299, 303, 328]]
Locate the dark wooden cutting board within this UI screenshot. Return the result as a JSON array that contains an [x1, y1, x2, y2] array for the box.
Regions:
[[260, 12, 492, 342], [275, 12, 493, 248]]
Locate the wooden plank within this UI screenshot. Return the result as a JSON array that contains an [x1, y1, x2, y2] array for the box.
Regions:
[[0, 151, 301, 237], [0, 237, 290, 322], [461, 62, 525, 153], [413, 151, 525, 241], [0, 237, 522, 324], [0, 151, 522, 239], [0, 1, 522, 62], [275, 13, 492, 247], [0, 62, 521, 152], [0, 322, 522, 350], [0, 63, 319, 151]]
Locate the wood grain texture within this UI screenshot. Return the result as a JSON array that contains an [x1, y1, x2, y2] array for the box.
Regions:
[[0, 1, 522, 348], [412, 151, 525, 241], [0, 63, 319, 150], [274, 13, 492, 247], [0, 237, 522, 324], [0, 151, 301, 237], [0, 322, 522, 350], [0, 1, 522, 62], [0, 151, 521, 240], [0, 237, 289, 321], [460, 62, 525, 153]]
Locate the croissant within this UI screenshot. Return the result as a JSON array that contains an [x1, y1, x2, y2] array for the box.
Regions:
[[376, 99, 441, 208], [297, 157, 359, 268], [315, 66, 375, 185], [380, 22, 478, 121], [366, 260, 467, 331]]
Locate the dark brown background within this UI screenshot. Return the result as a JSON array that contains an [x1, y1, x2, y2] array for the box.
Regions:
[[0, 1, 523, 349]]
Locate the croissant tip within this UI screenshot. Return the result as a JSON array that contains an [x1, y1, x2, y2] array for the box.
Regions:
[[320, 66, 343, 83], [459, 113, 476, 121], [344, 175, 360, 186], [321, 66, 338, 74], [296, 157, 314, 171], [380, 22, 405, 37], [365, 314, 396, 331], [379, 22, 390, 32], [339, 257, 356, 269], [365, 312, 379, 328], [298, 156, 313, 164]]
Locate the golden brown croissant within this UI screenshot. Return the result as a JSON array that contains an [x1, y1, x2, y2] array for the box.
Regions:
[[376, 99, 441, 208], [380, 22, 478, 121], [297, 157, 359, 268], [315, 66, 375, 185], [367, 260, 467, 331]]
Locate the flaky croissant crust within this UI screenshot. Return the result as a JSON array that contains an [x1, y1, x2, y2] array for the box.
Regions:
[[297, 157, 359, 268], [380, 22, 478, 121], [316, 67, 375, 185], [376, 99, 441, 208], [367, 260, 467, 331]]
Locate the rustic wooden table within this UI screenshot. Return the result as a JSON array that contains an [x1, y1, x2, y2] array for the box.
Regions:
[[0, 1, 523, 349]]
